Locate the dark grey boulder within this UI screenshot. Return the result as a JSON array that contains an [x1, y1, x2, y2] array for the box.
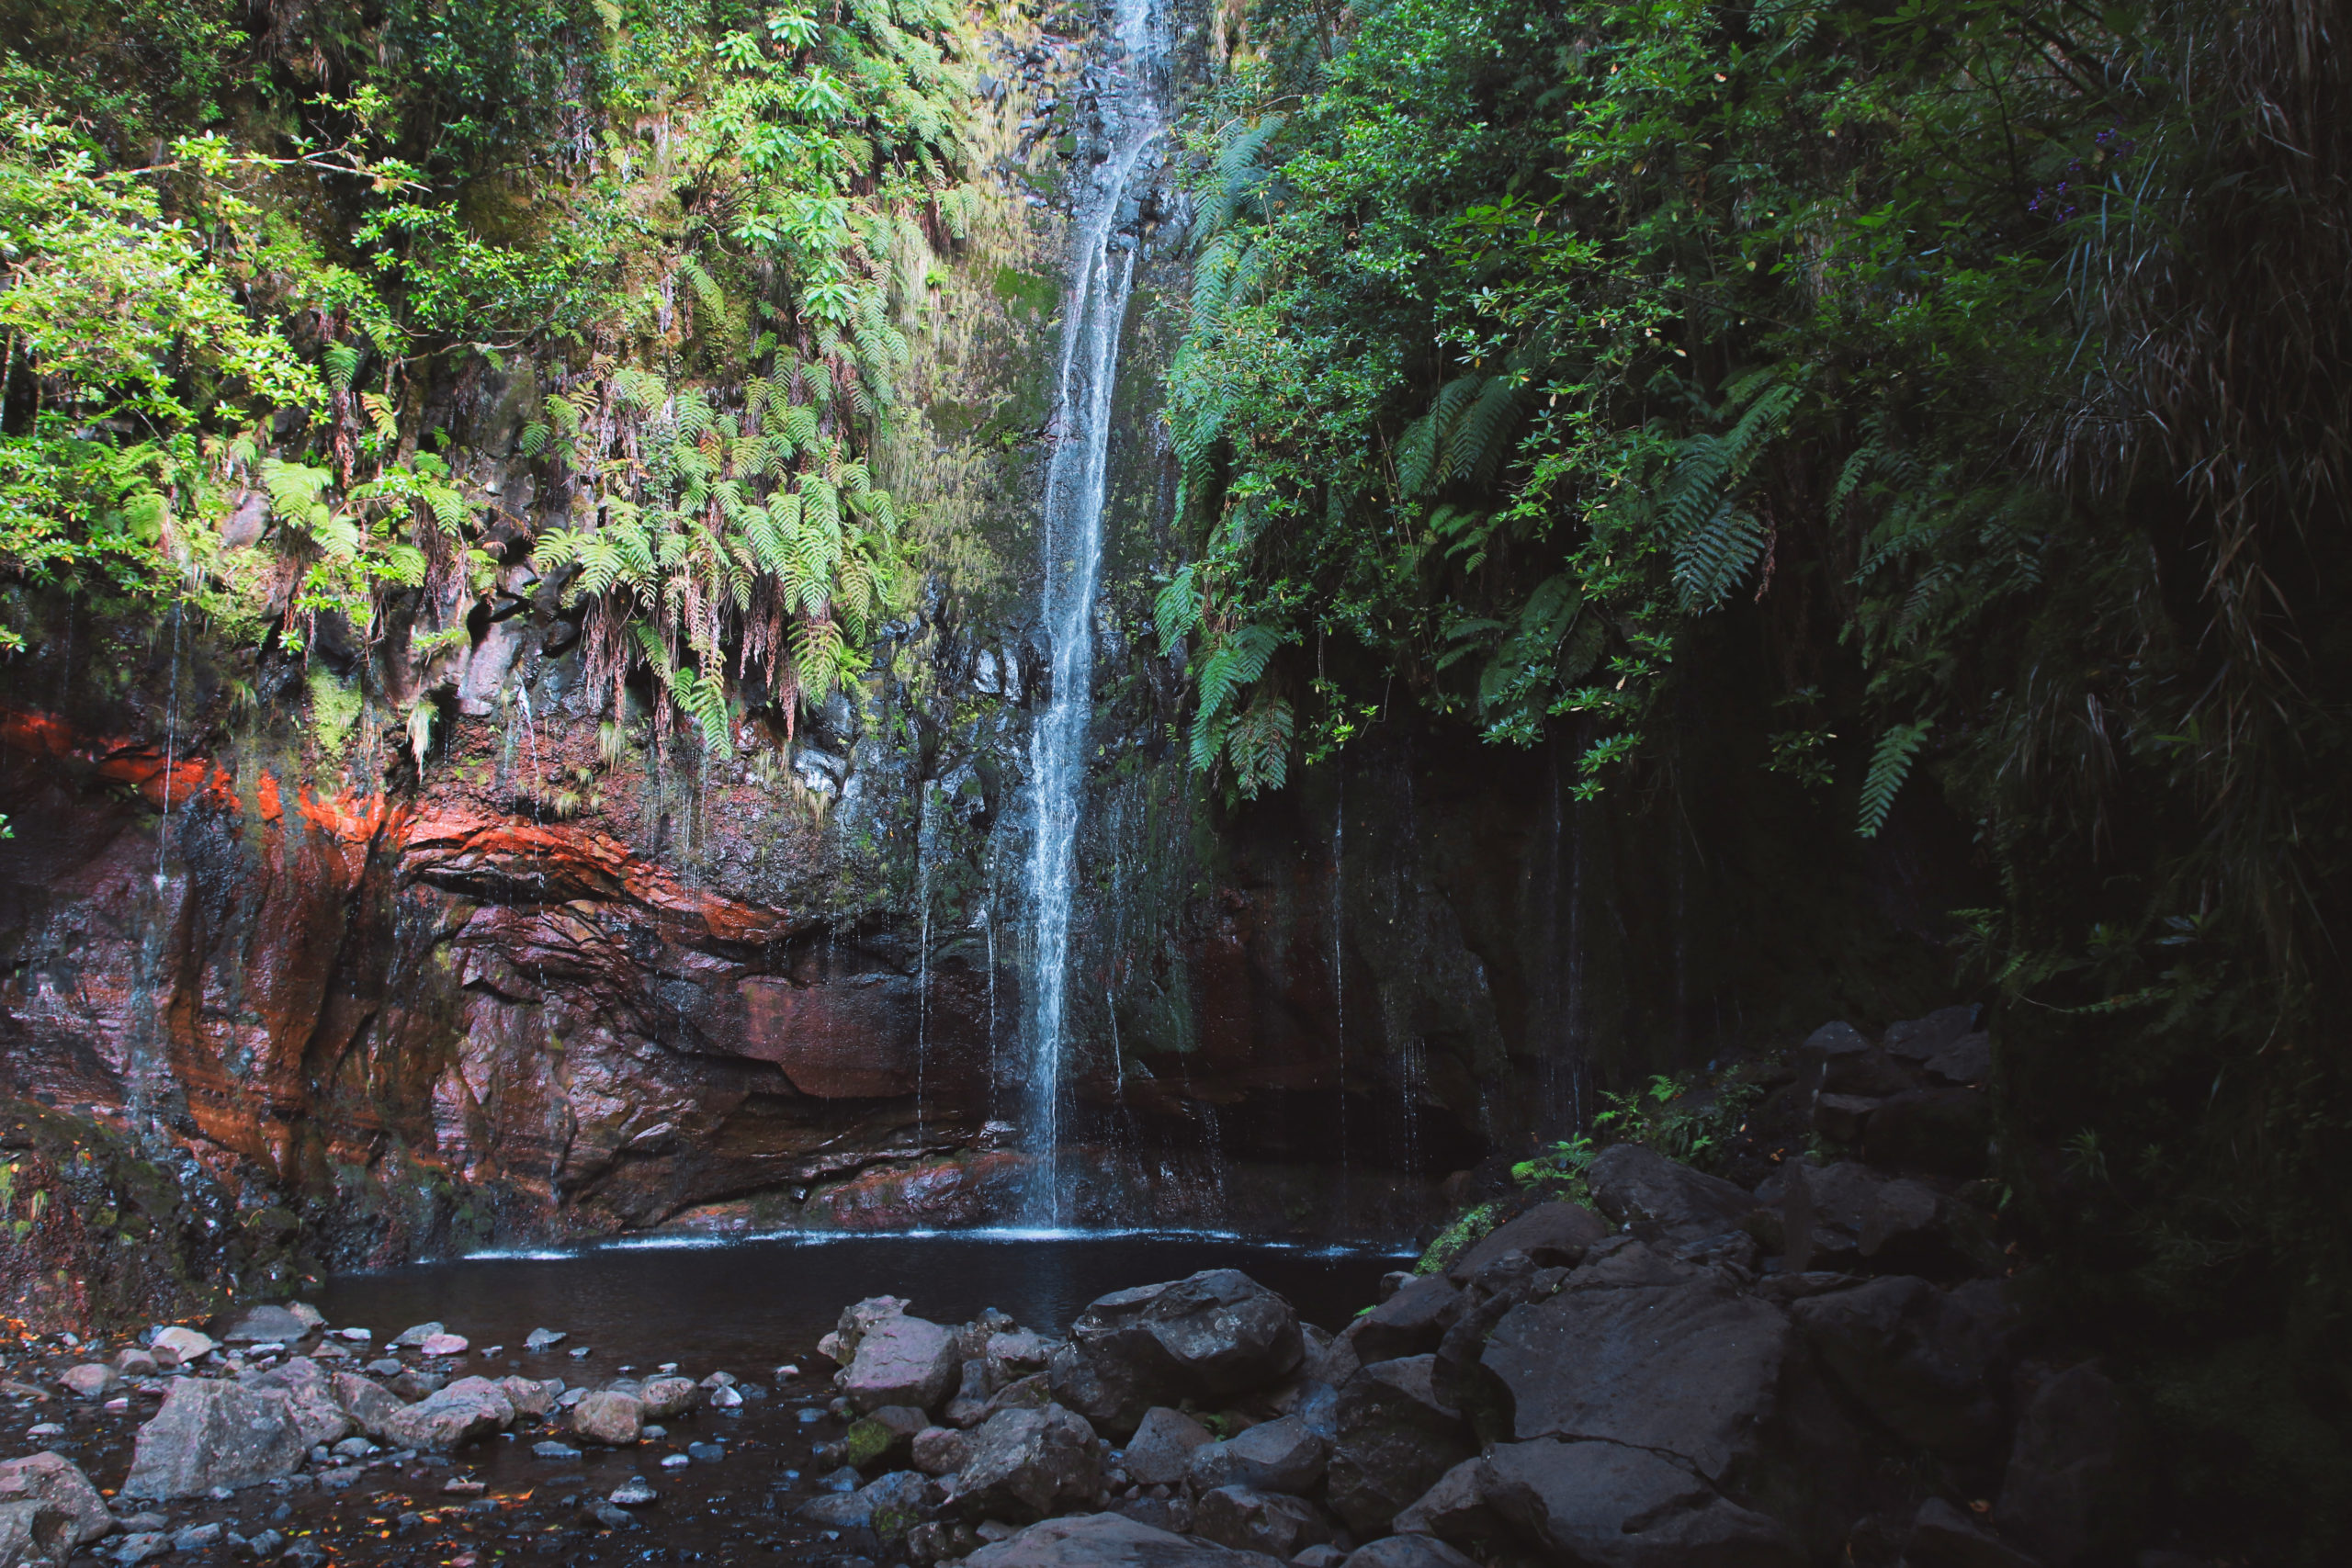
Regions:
[[1343, 1275, 1463, 1364], [1585, 1145, 1759, 1247], [1480, 1438, 1805, 1568], [952, 1403, 1102, 1523], [1341, 1536, 1483, 1568], [1325, 1356, 1474, 1536], [1477, 1273, 1860, 1548], [1906, 1496, 2044, 1568], [1120, 1406, 1212, 1486], [962, 1512, 1285, 1566], [1392, 1456, 1503, 1541], [1189, 1414, 1327, 1495], [1791, 1276, 2013, 1459], [1055, 1271, 1304, 1434], [1994, 1364, 2143, 1566], [1446, 1201, 1611, 1283], [1883, 1007, 1981, 1061], [329, 1372, 406, 1445], [241, 1357, 353, 1450], [1865, 1089, 1993, 1177], [122, 1379, 308, 1498], [221, 1305, 313, 1345], [1111, 1495, 1193, 1534], [1563, 1235, 1706, 1291], [1193, 1484, 1339, 1557], [1480, 1276, 1792, 1474], [1925, 1032, 1993, 1088]]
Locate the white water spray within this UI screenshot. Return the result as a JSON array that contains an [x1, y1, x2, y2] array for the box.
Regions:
[[1019, 0, 1166, 1225]]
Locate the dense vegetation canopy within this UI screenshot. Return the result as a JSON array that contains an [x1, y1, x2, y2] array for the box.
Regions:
[[0, 0, 978, 754], [1159, 0, 2352, 1551]]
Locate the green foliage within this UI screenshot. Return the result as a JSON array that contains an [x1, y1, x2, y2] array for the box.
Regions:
[[0, 0, 966, 752], [1174, 1, 2352, 1549], [1857, 719, 1931, 838], [1412, 1200, 1498, 1276]]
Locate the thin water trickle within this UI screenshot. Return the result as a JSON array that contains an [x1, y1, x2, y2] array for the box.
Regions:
[[1332, 775, 1351, 1224], [915, 783, 937, 1149], [154, 601, 184, 889], [1018, 0, 1167, 1226]]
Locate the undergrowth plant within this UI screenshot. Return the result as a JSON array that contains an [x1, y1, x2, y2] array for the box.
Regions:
[[0, 0, 978, 751]]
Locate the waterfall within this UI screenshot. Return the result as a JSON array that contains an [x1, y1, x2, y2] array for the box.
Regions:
[[1018, 0, 1165, 1226]]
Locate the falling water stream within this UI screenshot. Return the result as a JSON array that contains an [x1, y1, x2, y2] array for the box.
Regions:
[[1019, 0, 1166, 1225]]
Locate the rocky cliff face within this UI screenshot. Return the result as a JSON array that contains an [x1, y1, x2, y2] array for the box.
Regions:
[[0, 6, 1967, 1331]]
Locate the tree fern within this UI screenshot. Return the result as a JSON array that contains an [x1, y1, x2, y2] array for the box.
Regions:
[[1227, 690, 1295, 798], [1858, 719, 1932, 838], [1154, 565, 1201, 655], [1672, 500, 1770, 612], [1446, 373, 1523, 488]]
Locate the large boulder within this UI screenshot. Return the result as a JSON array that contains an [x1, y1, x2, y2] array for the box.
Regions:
[[636, 1375, 700, 1420], [1446, 1201, 1611, 1283], [843, 1313, 962, 1415], [1790, 1277, 2013, 1459], [242, 1358, 353, 1450], [569, 1390, 645, 1446], [1121, 1406, 1212, 1486], [1193, 1486, 1339, 1557], [952, 1403, 1103, 1523], [1905, 1497, 2044, 1568], [0, 1502, 45, 1568], [1343, 1538, 1481, 1568], [1865, 1089, 1993, 1177], [1326, 1356, 1474, 1536], [500, 1376, 558, 1418], [330, 1373, 406, 1444], [795, 1468, 927, 1537], [1189, 1414, 1328, 1495], [1056, 1271, 1304, 1433], [1478, 1438, 1804, 1568], [1994, 1364, 2143, 1566], [1344, 1277, 1463, 1365], [220, 1305, 313, 1345], [122, 1379, 308, 1498], [382, 1376, 516, 1451], [1477, 1275, 1856, 1545], [963, 1512, 1284, 1567], [1585, 1145, 1759, 1247], [0, 1453, 110, 1562], [149, 1326, 217, 1366]]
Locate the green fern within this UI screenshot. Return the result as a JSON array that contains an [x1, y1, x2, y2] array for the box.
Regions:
[[1858, 719, 1932, 838]]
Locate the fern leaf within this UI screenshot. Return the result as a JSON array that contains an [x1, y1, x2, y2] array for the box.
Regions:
[[1672, 500, 1770, 612], [1858, 719, 1932, 838], [1154, 566, 1201, 655]]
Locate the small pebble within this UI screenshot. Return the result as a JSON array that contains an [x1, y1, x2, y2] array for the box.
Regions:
[[533, 1441, 582, 1462], [608, 1475, 656, 1506], [661, 1453, 690, 1469], [568, 1346, 593, 1359]]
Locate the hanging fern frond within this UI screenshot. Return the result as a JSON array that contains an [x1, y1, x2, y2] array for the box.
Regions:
[[1445, 373, 1524, 488], [1226, 690, 1295, 798], [1671, 499, 1770, 612], [1154, 565, 1201, 655], [1858, 719, 1933, 837]]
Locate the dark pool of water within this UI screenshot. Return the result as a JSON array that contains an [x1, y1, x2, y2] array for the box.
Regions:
[[308, 1231, 1406, 1363], [195, 1232, 1407, 1565]]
